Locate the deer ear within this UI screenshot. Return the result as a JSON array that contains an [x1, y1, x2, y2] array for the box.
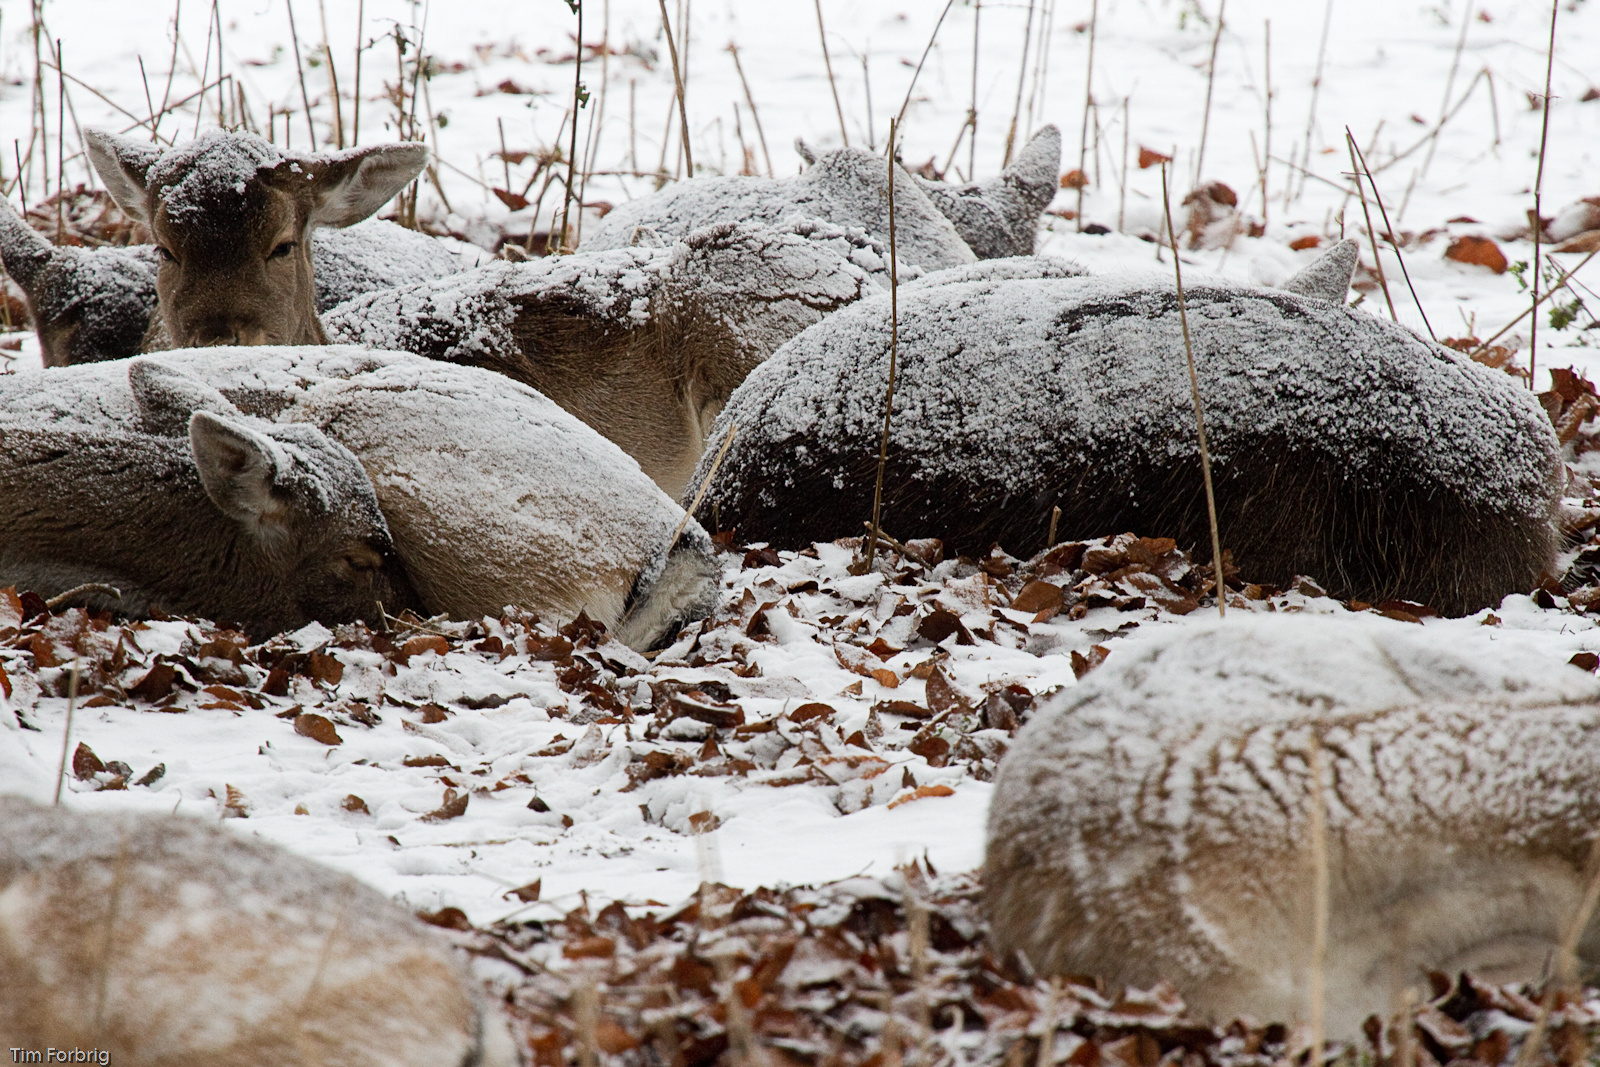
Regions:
[[189, 412, 291, 544], [0, 198, 55, 294], [84, 129, 161, 224], [302, 143, 430, 228], [130, 358, 242, 437]]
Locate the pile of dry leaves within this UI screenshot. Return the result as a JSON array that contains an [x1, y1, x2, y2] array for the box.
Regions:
[[439, 865, 1600, 1067]]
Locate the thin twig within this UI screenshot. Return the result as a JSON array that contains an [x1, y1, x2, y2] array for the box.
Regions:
[[866, 118, 902, 573], [1293, 0, 1335, 204], [1348, 131, 1435, 340], [674, 421, 739, 551], [1530, 0, 1558, 390], [1260, 21, 1272, 227], [316, 0, 345, 149], [727, 44, 772, 177], [1075, 0, 1098, 230], [352, 0, 365, 145], [1307, 740, 1330, 1067], [813, 0, 849, 147], [1193, 0, 1226, 187], [1346, 131, 1397, 323], [891, 0, 957, 141], [658, 0, 693, 175], [285, 0, 318, 147], [1465, 249, 1597, 362], [1161, 162, 1225, 617], [968, 0, 980, 180], [1003, 0, 1038, 168], [53, 656, 82, 806], [45, 583, 122, 609], [559, 1, 586, 251]]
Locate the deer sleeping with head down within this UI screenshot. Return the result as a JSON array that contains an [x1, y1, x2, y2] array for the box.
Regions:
[[984, 613, 1600, 1039]]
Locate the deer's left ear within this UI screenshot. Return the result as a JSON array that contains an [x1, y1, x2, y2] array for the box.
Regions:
[[286, 143, 431, 229]]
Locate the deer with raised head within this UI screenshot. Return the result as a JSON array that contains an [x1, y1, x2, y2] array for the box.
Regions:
[[984, 613, 1600, 1039], [0, 357, 418, 635], [0, 794, 515, 1066], [84, 128, 428, 348]]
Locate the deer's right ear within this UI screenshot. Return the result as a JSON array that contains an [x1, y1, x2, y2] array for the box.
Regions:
[[83, 130, 161, 224], [131, 359, 242, 437], [189, 412, 291, 548], [0, 198, 54, 294]]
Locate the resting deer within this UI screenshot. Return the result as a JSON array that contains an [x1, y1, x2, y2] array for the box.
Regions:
[[84, 127, 429, 348], [984, 613, 1600, 1038], [324, 218, 898, 496], [4, 349, 720, 650], [0, 357, 418, 635], [691, 240, 1561, 615], [0, 197, 468, 366], [583, 126, 1062, 269], [0, 794, 514, 1066]]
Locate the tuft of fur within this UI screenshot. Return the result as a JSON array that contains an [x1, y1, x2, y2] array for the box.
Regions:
[[0, 795, 513, 1065], [1281, 239, 1360, 303], [692, 270, 1561, 616], [984, 614, 1600, 1038]]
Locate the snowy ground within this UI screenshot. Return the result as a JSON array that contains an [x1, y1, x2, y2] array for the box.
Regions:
[[3, 0, 1600, 924]]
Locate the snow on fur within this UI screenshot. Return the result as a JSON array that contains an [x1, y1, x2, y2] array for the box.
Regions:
[[694, 268, 1562, 614], [984, 612, 1600, 1035], [581, 145, 978, 271]]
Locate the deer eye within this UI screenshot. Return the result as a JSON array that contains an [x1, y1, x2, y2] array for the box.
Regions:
[[156, 246, 176, 263], [269, 241, 297, 260]]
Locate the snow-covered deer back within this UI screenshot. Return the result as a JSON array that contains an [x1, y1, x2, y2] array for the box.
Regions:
[[84, 128, 427, 348], [691, 254, 1561, 615], [0, 795, 514, 1065], [581, 128, 1064, 270], [324, 219, 897, 497], [984, 614, 1600, 1038], [0, 359, 418, 635]]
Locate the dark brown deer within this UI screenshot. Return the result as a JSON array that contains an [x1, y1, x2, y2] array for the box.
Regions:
[[690, 242, 1561, 615], [84, 128, 427, 348]]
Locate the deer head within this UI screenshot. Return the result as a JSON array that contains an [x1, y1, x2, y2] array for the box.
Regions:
[[85, 129, 426, 348]]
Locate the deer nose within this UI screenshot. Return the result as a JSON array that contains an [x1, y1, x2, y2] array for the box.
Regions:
[[191, 318, 245, 347]]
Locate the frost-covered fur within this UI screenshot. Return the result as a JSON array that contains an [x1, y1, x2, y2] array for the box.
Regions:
[[85, 128, 427, 348], [0, 199, 158, 366], [985, 614, 1600, 1038], [325, 219, 897, 497], [693, 252, 1561, 615], [0, 795, 514, 1066], [0, 360, 417, 635], [0, 196, 466, 365], [912, 127, 1062, 258], [9, 348, 718, 650], [579, 130, 1044, 270]]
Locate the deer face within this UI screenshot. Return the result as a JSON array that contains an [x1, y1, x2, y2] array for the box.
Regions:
[[85, 129, 427, 350]]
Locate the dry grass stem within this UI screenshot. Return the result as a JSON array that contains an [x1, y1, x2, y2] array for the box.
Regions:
[[968, 0, 980, 180], [574, 977, 601, 1067], [1047, 505, 1061, 548], [1293, 0, 1335, 204], [1346, 131, 1398, 322], [727, 44, 773, 177], [1193, 0, 1226, 187], [316, 0, 345, 148], [1036, 979, 1060, 1067], [1075, 0, 1098, 230], [1467, 248, 1597, 361], [1003, 0, 1038, 168], [658, 0, 693, 176], [1260, 20, 1272, 225], [1529, 0, 1558, 391], [1348, 131, 1435, 340], [352, 0, 365, 145], [813, 0, 849, 147], [891, 0, 957, 143], [866, 118, 902, 573], [1306, 741, 1330, 1067], [559, 1, 587, 251], [52, 656, 82, 807], [1160, 163, 1226, 617], [285, 0, 317, 147], [674, 421, 738, 552]]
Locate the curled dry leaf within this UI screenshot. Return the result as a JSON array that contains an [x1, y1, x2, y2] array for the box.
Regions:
[[1444, 235, 1508, 273], [293, 712, 343, 746]]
